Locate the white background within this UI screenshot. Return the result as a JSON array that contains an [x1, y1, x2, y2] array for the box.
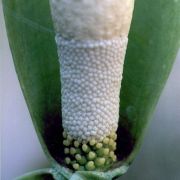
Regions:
[[1, 2, 180, 180]]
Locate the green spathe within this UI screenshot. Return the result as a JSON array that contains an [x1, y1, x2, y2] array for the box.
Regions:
[[2, 0, 180, 179]]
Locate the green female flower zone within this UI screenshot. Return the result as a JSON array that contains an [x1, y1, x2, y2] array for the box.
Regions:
[[49, 0, 134, 171]]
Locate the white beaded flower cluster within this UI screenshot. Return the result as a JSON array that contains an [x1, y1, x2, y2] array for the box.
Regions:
[[49, 0, 134, 142], [56, 36, 128, 141], [49, 0, 134, 171]]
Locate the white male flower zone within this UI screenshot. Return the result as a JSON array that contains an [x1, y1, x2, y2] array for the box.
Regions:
[[49, 0, 134, 171]]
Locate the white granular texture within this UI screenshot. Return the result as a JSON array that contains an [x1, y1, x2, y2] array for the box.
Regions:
[[50, 0, 134, 40], [56, 36, 128, 141]]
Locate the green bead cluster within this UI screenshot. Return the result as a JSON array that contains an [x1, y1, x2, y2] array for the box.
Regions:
[[63, 131, 117, 171]]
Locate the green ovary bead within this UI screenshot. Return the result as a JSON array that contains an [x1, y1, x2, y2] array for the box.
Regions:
[[74, 140, 80, 147], [82, 144, 90, 153], [70, 147, 76, 155], [87, 151, 96, 160], [65, 157, 71, 165], [89, 139, 96, 146], [109, 139, 114, 147], [63, 140, 71, 146], [72, 163, 80, 170], [85, 161, 95, 171], [67, 135, 73, 141], [96, 143, 103, 149], [103, 148, 110, 156], [64, 148, 69, 154], [95, 157, 106, 167], [75, 154, 87, 165], [103, 137, 109, 144], [63, 131, 67, 138]]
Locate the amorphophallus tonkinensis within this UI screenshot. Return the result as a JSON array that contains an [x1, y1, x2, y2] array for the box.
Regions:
[[2, 0, 180, 179]]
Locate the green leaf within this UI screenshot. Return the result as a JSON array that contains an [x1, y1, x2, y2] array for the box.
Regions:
[[16, 169, 55, 180], [2, 0, 63, 164], [119, 0, 180, 163], [2, 0, 180, 179]]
